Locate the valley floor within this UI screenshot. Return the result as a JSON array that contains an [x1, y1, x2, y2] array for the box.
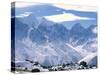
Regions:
[[11, 63, 97, 73]]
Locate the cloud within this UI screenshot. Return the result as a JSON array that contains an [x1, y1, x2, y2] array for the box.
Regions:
[[16, 12, 32, 18], [15, 2, 42, 8], [53, 3, 97, 12], [44, 13, 94, 23]]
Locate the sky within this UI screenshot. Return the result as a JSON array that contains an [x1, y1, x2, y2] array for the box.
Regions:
[[14, 2, 97, 29], [11, 0, 98, 6]]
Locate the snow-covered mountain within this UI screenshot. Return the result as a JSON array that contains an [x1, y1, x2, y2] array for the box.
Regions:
[[69, 22, 97, 53], [78, 52, 97, 66], [12, 11, 97, 68], [14, 37, 82, 66]]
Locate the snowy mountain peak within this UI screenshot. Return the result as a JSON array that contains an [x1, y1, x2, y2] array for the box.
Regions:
[[71, 23, 84, 31]]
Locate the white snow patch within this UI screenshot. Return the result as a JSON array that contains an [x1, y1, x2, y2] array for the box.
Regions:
[[16, 12, 32, 18], [92, 27, 97, 34], [78, 52, 97, 64], [66, 43, 91, 57], [44, 13, 94, 23]]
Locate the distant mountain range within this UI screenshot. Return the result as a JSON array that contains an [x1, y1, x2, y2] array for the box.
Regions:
[[11, 12, 97, 67], [11, 5, 97, 66]]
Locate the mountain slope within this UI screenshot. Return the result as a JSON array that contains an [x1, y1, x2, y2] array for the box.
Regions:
[[78, 52, 97, 66], [12, 11, 97, 67], [15, 37, 82, 66]]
